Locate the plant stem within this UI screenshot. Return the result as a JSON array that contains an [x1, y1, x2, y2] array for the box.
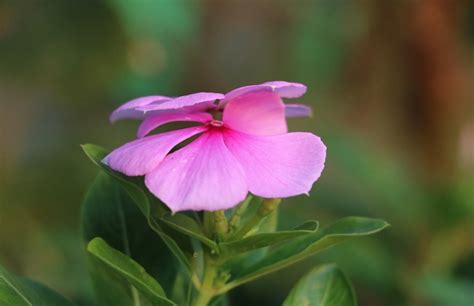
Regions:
[[213, 210, 228, 241], [193, 255, 217, 306], [194, 200, 280, 304], [204, 211, 228, 241]]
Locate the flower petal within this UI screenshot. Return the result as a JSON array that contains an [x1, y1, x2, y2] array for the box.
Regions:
[[110, 95, 170, 122], [145, 130, 248, 212], [224, 130, 326, 198], [262, 81, 307, 98], [220, 81, 307, 106], [137, 112, 212, 138], [137, 92, 224, 113], [285, 104, 313, 118], [103, 126, 207, 176], [223, 91, 287, 136]]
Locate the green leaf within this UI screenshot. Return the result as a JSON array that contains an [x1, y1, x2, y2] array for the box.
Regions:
[[81, 171, 180, 294], [160, 214, 218, 252], [219, 221, 319, 256], [220, 217, 389, 292], [81, 144, 192, 273], [283, 264, 356, 306], [87, 238, 176, 306], [0, 265, 74, 306]]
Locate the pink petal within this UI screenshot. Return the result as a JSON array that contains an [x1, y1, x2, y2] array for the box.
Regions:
[[137, 112, 212, 138], [223, 130, 326, 198], [223, 91, 287, 136], [285, 104, 313, 118], [220, 81, 307, 106], [262, 81, 307, 98], [103, 126, 207, 176], [110, 95, 170, 122], [145, 130, 248, 212], [137, 92, 224, 113]]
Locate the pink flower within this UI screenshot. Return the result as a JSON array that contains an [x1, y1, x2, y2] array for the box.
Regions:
[[103, 81, 326, 213]]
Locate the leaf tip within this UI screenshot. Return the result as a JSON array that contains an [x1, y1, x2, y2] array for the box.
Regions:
[[86, 237, 105, 252]]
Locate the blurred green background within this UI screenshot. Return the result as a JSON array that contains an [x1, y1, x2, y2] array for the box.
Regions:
[[1, 0, 473, 305]]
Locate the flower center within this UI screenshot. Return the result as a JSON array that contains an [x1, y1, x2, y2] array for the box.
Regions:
[[209, 119, 224, 127]]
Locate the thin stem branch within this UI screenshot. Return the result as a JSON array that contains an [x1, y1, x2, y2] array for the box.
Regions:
[[229, 198, 281, 240], [228, 195, 253, 231]]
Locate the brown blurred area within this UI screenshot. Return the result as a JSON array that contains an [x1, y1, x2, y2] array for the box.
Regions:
[[343, 0, 472, 181], [0, 1, 473, 305]]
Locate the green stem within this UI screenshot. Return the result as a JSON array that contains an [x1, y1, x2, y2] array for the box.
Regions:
[[193, 256, 217, 306], [213, 210, 228, 241], [204, 211, 228, 241], [193, 200, 280, 304]]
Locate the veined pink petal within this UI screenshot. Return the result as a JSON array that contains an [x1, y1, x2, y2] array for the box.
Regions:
[[137, 92, 224, 113], [285, 104, 313, 118], [223, 91, 287, 136], [220, 81, 307, 106], [110, 95, 170, 122], [145, 130, 248, 212], [103, 126, 207, 176], [224, 130, 326, 198], [137, 112, 212, 138]]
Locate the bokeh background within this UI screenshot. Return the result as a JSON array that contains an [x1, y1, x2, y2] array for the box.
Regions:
[[1, 0, 473, 305]]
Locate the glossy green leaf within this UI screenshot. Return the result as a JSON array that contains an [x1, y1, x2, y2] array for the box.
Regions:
[[219, 221, 319, 256], [81, 171, 179, 294], [81, 144, 192, 273], [0, 265, 74, 306], [220, 217, 389, 292], [87, 238, 176, 306], [283, 264, 356, 306]]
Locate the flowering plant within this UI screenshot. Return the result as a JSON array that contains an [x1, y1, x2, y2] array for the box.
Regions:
[[0, 81, 388, 306]]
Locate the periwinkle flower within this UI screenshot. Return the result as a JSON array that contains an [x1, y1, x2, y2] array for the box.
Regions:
[[104, 81, 326, 212]]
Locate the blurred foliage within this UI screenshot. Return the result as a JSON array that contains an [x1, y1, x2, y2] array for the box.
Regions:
[[0, 0, 473, 305]]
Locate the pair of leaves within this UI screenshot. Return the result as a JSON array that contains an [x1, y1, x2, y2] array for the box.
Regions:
[[220, 217, 389, 292], [0, 265, 74, 306], [283, 264, 356, 306]]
